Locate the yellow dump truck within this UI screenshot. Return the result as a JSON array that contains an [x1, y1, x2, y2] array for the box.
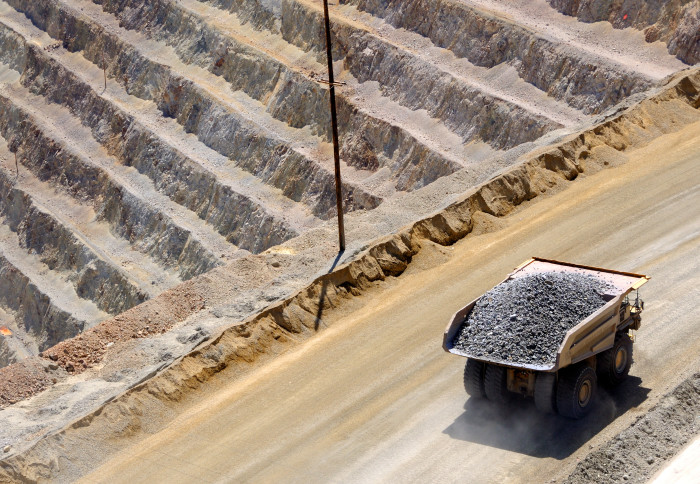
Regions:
[[443, 258, 649, 418]]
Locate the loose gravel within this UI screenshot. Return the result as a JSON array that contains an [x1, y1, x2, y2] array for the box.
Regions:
[[0, 358, 53, 407], [563, 372, 700, 484], [452, 271, 614, 366]]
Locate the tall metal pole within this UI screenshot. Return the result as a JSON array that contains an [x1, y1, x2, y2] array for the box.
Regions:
[[322, 0, 345, 251]]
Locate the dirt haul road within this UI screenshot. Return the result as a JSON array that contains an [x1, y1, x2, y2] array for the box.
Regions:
[[80, 121, 700, 483]]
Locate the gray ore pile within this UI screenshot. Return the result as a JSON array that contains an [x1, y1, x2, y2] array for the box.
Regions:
[[453, 272, 615, 366]]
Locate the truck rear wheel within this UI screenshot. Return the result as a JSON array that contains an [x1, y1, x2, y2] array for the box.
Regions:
[[484, 364, 510, 403], [597, 333, 633, 387], [534, 372, 557, 414], [464, 359, 486, 398], [556, 364, 597, 419]]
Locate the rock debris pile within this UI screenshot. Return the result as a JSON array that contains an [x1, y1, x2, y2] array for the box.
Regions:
[[0, 359, 53, 407], [452, 272, 614, 366], [563, 372, 700, 484]]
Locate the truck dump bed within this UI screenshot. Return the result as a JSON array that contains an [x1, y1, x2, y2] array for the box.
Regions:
[[443, 258, 649, 371]]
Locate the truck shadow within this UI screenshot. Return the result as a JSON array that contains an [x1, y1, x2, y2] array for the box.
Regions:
[[443, 376, 650, 459]]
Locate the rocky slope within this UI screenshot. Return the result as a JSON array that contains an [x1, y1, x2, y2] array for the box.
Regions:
[[547, 0, 700, 65], [0, 0, 690, 368], [0, 65, 698, 481]]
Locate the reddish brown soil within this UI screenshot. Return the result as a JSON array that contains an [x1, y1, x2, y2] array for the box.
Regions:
[[0, 359, 51, 406], [0, 283, 205, 408]]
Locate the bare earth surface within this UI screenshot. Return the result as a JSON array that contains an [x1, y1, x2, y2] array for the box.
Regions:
[[652, 435, 700, 484], [0, 0, 697, 480], [76, 120, 700, 483]]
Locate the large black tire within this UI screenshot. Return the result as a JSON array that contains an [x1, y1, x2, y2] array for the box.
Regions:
[[534, 372, 557, 415], [464, 359, 486, 398], [556, 364, 597, 419], [484, 364, 510, 403], [597, 333, 633, 387]]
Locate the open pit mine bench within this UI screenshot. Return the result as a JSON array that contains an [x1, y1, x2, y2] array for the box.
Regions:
[[443, 258, 649, 419]]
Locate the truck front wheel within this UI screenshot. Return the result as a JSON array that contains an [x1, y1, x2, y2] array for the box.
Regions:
[[464, 359, 486, 398], [597, 333, 633, 387], [556, 364, 597, 419]]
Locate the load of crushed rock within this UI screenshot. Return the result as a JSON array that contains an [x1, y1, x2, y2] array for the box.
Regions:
[[452, 272, 614, 366]]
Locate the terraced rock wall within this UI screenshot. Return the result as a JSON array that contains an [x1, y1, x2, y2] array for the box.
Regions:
[[0, 255, 86, 359], [338, 0, 672, 112], [547, 0, 700, 64], [0, 0, 689, 367]]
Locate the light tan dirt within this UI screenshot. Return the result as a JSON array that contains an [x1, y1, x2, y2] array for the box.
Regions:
[[651, 435, 700, 484], [75, 120, 700, 483]]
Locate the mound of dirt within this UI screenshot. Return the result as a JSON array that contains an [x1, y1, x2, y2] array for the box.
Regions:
[[0, 358, 52, 407], [564, 372, 700, 484]]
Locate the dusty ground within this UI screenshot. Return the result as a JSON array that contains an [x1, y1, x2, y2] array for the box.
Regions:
[[0, 65, 698, 481], [565, 373, 700, 483], [0, 0, 696, 480], [42, 112, 699, 483]]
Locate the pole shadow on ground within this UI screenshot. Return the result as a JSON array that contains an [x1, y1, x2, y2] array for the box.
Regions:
[[443, 376, 650, 459], [314, 249, 345, 331]]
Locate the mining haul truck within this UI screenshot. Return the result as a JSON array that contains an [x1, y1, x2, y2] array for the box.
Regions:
[[443, 257, 649, 419]]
